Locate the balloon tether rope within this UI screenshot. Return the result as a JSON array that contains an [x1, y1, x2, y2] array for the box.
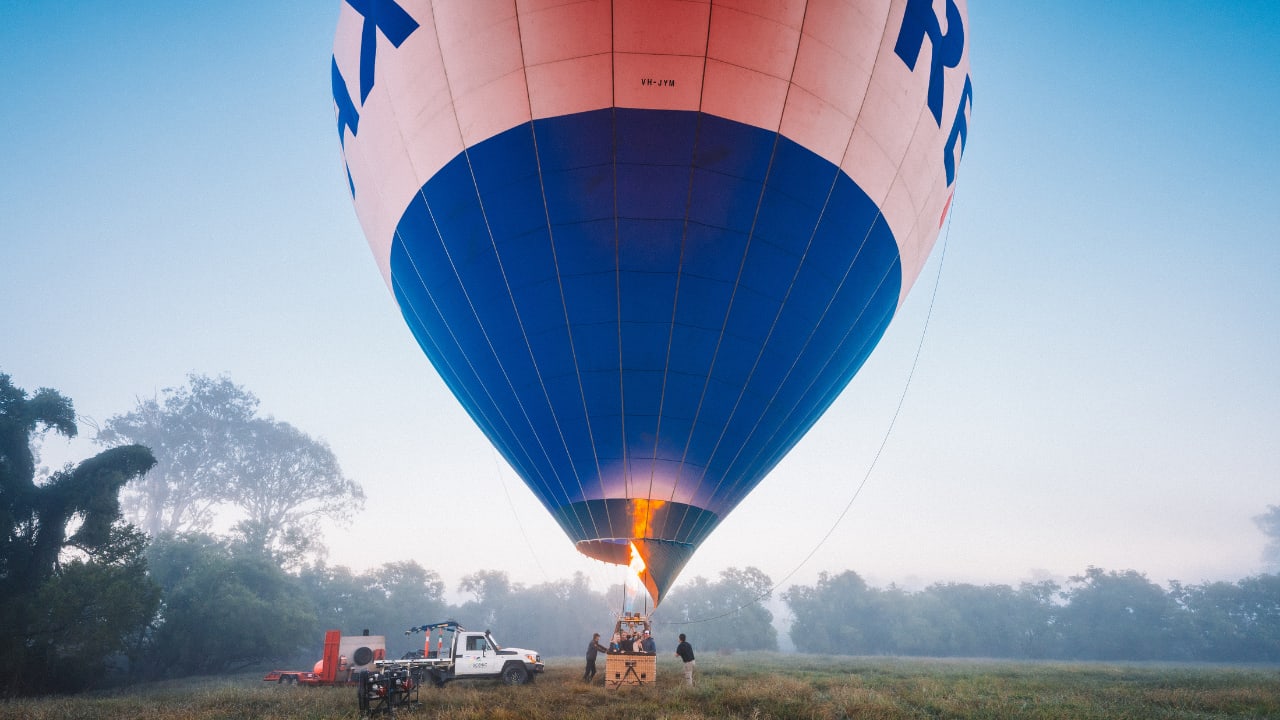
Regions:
[[491, 446, 550, 582], [668, 199, 957, 626]]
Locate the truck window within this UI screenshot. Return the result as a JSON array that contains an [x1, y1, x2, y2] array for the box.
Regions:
[[466, 636, 488, 652]]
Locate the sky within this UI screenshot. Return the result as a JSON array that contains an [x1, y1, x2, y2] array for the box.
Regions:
[[2, 2, 1278, 603]]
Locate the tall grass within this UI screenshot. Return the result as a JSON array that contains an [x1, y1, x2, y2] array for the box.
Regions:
[[2, 654, 1276, 719]]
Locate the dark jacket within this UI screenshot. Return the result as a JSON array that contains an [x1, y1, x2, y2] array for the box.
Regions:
[[586, 639, 607, 661], [676, 641, 694, 662]]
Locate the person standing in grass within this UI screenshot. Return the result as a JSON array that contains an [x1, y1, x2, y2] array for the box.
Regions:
[[584, 633, 608, 682], [675, 633, 695, 686]]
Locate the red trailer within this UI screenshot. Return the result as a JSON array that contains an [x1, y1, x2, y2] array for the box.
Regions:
[[264, 630, 385, 686]]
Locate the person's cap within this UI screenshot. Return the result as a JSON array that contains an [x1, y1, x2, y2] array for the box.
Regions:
[[643, 631, 650, 635]]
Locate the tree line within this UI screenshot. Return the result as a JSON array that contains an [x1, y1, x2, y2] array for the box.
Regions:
[[783, 567, 1280, 662], [2, 372, 1278, 696]]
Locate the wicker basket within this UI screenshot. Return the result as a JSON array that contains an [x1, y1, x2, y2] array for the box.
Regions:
[[604, 653, 656, 687]]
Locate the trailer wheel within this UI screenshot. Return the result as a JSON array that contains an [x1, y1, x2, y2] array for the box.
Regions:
[[501, 663, 529, 686]]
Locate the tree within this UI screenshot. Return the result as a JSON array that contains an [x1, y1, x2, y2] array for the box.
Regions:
[[27, 527, 159, 690], [507, 572, 613, 657], [362, 561, 449, 658], [97, 374, 258, 536], [297, 560, 457, 660], [1176, 579, 1249, 661], [0, 373, 158, 694], [658, 567, 777, 652], [1231, 573, 1280, 661], [144, 534, 315, 677], [909, 581, 1060, 658], [785, 570, 890, 654], [1013, 579, 1062, 658], [98, 374, 363, 563], [456, 569, 514, 632], [227, 418, 364, 567], [911, 583, 1001, 657], [297, 561, 382, 644], [1056, 567, 1181, 660], [1256, 505, 1280, 571], [1177, 574, 1280, 662]]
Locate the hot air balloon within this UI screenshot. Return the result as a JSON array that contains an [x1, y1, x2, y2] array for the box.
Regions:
[[332, 0, 971, 604]]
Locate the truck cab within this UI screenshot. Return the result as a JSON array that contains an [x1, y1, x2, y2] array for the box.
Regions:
[[455, 631, 498, 676]]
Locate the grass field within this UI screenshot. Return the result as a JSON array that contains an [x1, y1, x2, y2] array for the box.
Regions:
[[2, 654, 1277, 719]]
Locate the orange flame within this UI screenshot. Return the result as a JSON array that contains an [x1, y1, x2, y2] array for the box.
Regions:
[[628, 540, 663, 608], [628, 541, 646, 576], [627, 499, 667, 606], [630, 498, 665, 539]]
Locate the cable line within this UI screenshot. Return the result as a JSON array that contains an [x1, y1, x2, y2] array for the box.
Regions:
[[666, 196, 960, 626], [491, 445, 549, 584]]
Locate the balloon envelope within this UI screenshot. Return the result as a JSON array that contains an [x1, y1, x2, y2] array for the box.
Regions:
[[333, 0, 971, 603]]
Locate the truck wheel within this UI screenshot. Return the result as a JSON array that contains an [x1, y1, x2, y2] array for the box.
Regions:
[[501, 663, 529, 686]]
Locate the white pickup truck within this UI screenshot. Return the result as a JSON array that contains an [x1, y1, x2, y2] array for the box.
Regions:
[[378, 621, 544, 687], [358, 622, 544, 714]]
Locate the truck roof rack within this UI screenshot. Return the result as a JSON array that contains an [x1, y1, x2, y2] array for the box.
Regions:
[[405, 620, 463, 635]]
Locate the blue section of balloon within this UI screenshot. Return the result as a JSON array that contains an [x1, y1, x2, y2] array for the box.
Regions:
[[388, 108, 902, 547]]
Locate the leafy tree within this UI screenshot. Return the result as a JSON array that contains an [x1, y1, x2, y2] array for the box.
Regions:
[[1232, 573, 1280, 661], [98, 374, 363, 563], [144, 534, 315, 676], [499, 572, 613, 657], [297, 561, 382, 637], [227, 418, 364, 567], [911, 581, 1060, 658], [1012, 579, 1062, 658], [0, 373, 158, 695], [654, 567, 776, 653], [910, 583, 992, 656], [299, 560, 460, 660], [27, 527, 159, 690], [1056, 567, 1182, 660], [1176, 579, 1250, 661], [440, 570, 617, 657], [97, 374, 258, 536], [785, 570, 890, 654], [456, 569, 514, 632], [1256, 505, 1280, 570], [361, 561, 449, 658], [1177, 574, 1280, 662]]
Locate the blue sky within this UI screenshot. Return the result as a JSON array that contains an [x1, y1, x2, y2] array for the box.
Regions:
[[2, 2, 1277, 598]]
